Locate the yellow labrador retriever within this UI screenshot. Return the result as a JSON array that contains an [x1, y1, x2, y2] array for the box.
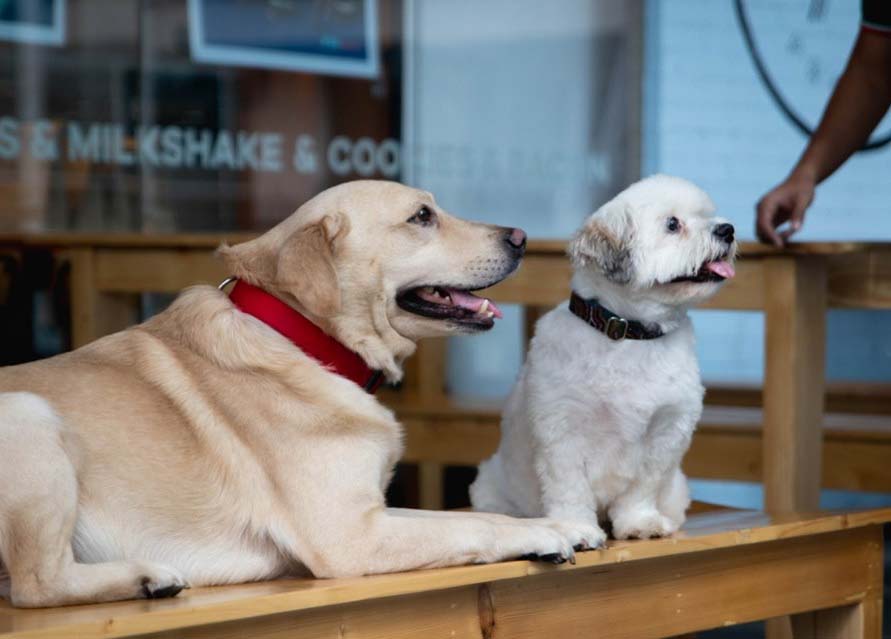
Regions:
[[0, 180, 601, 607]]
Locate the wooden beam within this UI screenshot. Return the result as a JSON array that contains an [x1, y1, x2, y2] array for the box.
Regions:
[[487, 527, 882, 639], [133, 586, 485, 639], [94, 249, 227, 293], [402, 416, 500, 465], [485, 256, 765, 310], [67, 248, 139, 347], [828, 250, 891, 309], [698, 259, 765, 310], [398, 412, 891, 494], [483, 255, 572, 306], [704, 383, 891, 415], [761, 256, 827, 513], [67, 248, 97, 348], [418, 461, 444, 511], [1, 511, 886, 639]]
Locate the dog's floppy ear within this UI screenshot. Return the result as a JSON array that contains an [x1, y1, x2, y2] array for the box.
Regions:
[[218, 213, 349, 318], [273, 214, 349, 318], [568, 201, 634, 284]]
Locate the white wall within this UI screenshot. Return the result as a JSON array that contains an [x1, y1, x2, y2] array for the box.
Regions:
[[645, 0, 891, 240], [646, 0, 891, 383]]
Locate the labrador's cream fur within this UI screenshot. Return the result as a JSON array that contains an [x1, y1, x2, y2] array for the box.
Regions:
[[0, 181, 602, 608], [470, 175, 737, 544]]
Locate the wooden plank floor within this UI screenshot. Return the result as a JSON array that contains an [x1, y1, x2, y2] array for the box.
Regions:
[[2, 507, 888, 639]]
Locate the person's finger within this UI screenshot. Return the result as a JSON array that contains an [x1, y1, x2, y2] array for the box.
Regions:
[[757, 224, 783, 247], [756, 197, 784, 247], [756, 215, 783, 246], [778, 194, 809, 241]]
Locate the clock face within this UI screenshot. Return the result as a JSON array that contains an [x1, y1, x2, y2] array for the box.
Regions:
[[740, 0, 891, 145]]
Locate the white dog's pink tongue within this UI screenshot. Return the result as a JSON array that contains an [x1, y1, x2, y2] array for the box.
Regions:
[[447, 289, 503, 318], [704, 260, 736, 279]]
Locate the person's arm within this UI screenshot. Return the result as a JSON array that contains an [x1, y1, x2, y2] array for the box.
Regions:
[[756, 29, 891, 246]]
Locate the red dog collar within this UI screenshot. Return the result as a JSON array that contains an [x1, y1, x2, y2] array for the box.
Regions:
[[227, 279, 383, 393]]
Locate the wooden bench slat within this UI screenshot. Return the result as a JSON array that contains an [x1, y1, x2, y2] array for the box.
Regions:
[[394, 403, 891, 494], [1, 507, 888, 639]]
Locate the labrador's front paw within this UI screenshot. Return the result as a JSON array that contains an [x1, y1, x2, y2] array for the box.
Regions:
[[494, 523, 576, 565]]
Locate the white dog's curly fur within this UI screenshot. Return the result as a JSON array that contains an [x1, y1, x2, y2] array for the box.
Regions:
[[470, 175, 737, 543]]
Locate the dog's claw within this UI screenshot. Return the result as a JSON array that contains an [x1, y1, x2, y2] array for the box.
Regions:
[[573, 538, 607, 552], [519, 549, 579, 565], [142, 583, 184, 599], [538, 553, 568, 565]]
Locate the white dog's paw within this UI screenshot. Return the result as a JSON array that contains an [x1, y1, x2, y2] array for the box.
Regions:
[[542, 519, 608, 551], [136, 562, 190, 599], [494, 523, 576, 565], [611, 508, 680, 540]]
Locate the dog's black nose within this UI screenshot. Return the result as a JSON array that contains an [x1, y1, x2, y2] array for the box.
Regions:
[[505, 227, 527, 252], [713, 223, 734, 243]]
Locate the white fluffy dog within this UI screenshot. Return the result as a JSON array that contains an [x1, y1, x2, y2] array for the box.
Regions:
[[470, 175, 737, 544]]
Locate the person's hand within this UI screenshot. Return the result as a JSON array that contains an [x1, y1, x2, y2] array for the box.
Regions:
[[755, 172, 816, 247]]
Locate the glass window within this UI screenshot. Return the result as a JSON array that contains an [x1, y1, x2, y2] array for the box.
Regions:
[[1, 0, 888, 387], [0, 0, 404, 231]]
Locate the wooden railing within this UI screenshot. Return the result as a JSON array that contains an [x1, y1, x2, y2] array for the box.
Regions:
[[2, 233, 891, 513]]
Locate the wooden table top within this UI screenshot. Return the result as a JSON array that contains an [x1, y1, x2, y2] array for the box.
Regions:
[[1, 231, 891, 257], [2, 506, 889, 639]]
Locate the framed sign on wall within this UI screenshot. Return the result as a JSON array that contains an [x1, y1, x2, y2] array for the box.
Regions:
[[0, 0, 65, 46], [188, 0, 379, 79]]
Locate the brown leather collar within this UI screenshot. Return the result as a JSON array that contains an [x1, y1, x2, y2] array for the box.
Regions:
[[568, 292, 665, 341]]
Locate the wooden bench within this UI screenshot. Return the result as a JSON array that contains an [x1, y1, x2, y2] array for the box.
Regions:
[[398, 402, 891, 502], [2, 233, 891, 514], [1, 504, 887, 639]]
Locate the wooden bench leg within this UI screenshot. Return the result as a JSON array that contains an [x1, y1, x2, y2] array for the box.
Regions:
[[402, 338, 448, 511], [762, 257, 829, 639], [418, 462, 444, 510], [762, 255, 827, 514], [790, 597, 882, 639]]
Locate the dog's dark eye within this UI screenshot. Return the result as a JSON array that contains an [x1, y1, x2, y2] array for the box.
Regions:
[[666, 216, 680, 233], [407, 206, 436, 226]]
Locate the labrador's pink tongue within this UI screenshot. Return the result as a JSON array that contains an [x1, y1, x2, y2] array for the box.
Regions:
[[704, 260, 736, 279], [446, 289, 503, 318]]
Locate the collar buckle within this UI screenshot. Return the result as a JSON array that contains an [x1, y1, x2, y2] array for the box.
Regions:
[[217, 276, 238, 291], [605, 316, 629, 341], [568, 291, 665, 341]]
